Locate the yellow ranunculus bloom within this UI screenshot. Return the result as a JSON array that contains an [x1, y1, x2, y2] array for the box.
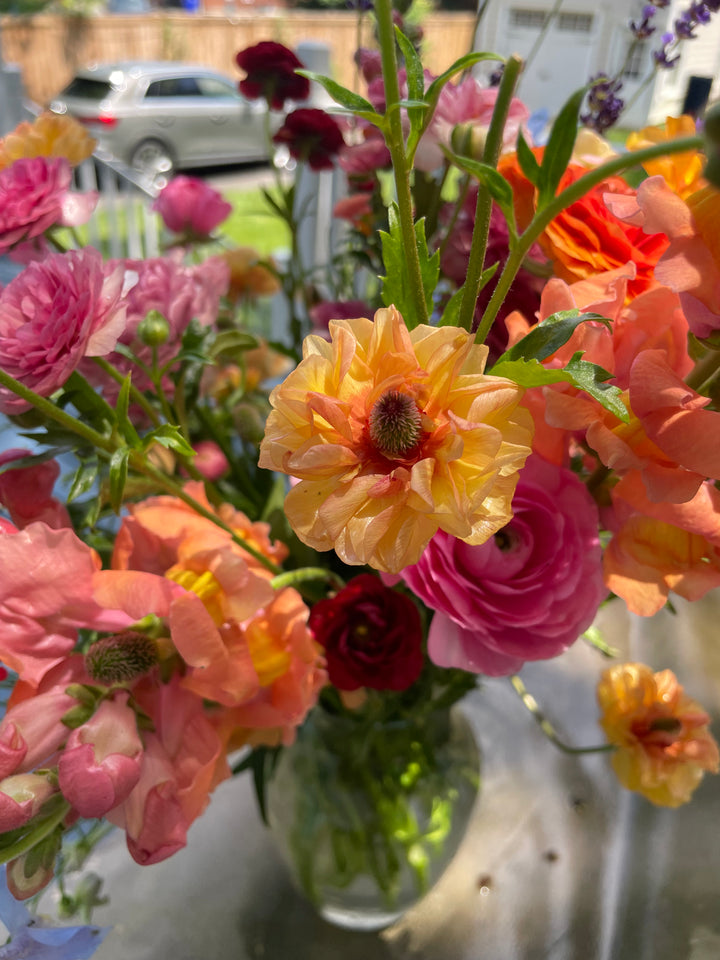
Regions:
[[626, 115, 705, 199], [598, 662, 719, 807], [258, 306, 533, 573], [0, 111, 96, 170]]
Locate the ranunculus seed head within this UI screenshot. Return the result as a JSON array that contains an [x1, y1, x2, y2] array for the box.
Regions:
[[368, 390, 422, 458], [85, 631, 158, 684]]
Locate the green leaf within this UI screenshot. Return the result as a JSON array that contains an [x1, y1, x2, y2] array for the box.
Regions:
[[442, 151, 516, 234], [60, 371, 116, 433], [208, 330, 259, 361], [379, 204, 439, 327], [424, 52, 504, 107], [143, 424, 195, 459], [116, 374, 141, 447], [491, 354, 628, 421], [438, 287, 465, 327], [108, 447, 130, 514], [67, 459, 99, 503], [296, 70, 382, 123], [394, 26, 424, 101], [493, 309, 610, 365], [537, 85, 588, 208], [516, 128, 541, 187]]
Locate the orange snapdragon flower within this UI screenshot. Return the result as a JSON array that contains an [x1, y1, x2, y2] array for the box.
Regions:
[[626, 116, 705, 199], [0, 112, 95, 169], [258, 306, 533, 572], [598, 663, 719, 807]]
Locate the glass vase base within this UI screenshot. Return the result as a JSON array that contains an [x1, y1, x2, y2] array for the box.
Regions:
[[319, 903, 405, 932]]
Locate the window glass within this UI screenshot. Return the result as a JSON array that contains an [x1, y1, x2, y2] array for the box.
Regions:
[[60, 78, 112, 101], [197, 77, 238, 99], [145, 77, 202, 98]]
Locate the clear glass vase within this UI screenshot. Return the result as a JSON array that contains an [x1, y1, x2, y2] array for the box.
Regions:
[[266, 702, 480, 931]]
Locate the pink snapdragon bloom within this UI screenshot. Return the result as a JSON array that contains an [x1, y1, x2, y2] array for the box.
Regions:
[[80, 254, 229, 406], [0, 156, 96, 255], [398, 455, 605, 675], [0, 449, 70, 530], [0, 773, 56, 832], [0, 248, 127, 414], [58, 693, 144, 819], [0, 686, 79, 778], [191, 440, 229, 481], [153, 176, 232, 237], [107, 677, 227, 865]]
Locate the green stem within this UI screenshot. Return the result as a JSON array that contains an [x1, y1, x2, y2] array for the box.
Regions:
[[476, 134, 704, 343], [271, 567, 345, 592], [510, 675, 614, 755], [375, 0, 428, 327], [92, 356, 160, 426], [686, 348, 720, 391], [458, 54, 523, 334], [0, 799, 71, 867]]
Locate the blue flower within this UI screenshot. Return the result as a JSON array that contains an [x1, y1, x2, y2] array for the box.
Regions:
[[0, 871, 108, 960]]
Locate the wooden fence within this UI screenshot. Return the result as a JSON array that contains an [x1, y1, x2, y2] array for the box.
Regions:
[[0, 11, 476, 107]]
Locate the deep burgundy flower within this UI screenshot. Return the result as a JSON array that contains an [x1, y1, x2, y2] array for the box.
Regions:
[[272, 108, 345, 171], [235, 41, 310, 110], [308, 575, 423, 692]]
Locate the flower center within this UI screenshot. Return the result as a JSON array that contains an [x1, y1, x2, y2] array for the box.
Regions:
[[85, 631, 158, 684], [368, 390, 422, 458]]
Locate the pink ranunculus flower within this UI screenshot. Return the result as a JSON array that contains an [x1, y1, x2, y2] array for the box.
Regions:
[[0, 448, 70, 530], [58, 693, 144, 818], [398, 455, 605, 676], [0, 773, 56, 832], [152, 176, 232, 237], [0, 248, 127, 414], [0, 156, 97, 255], [80, 253, 229, 407], [338, 136, 391, 177]]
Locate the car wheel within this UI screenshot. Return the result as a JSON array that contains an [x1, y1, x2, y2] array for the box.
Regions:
[[129, 139, 175, 189]]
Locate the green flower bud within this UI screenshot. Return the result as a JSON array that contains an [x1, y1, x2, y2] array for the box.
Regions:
[[137, 309, 170, 347]]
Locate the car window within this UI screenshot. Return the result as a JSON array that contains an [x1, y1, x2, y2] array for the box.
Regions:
[[144, 77, 202, 98], [60, 78, 112, 101], [196, 77, 238, 99]]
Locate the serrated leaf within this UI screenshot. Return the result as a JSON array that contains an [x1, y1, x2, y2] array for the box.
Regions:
[[494, 309, 610, 364], [537, 85, 588, 208], [379, 204, 438, 327], [109, 447, 130, 514], [415, 218, 440, 316], [67, 459, 99, 502], [143, 424, 195, 458], [564, 352, 629, 421], [296, 70, 381, 121], [490, 357, 574, 386], [516, 129, 541, 187]]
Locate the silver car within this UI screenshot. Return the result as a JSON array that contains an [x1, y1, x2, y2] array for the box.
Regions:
[[49, 61, 278, 185]]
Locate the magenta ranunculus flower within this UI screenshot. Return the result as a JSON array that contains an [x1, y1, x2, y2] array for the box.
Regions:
[[152, 176, 232, 237], [0, 156, 96, 255], [399, 456, 605, 676], [236, 41, 310, 110], [272, 108, 345, 172], [0, 248, 127, 414]]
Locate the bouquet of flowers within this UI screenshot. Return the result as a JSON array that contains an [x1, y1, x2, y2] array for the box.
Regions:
[[1, 0, 720, 945]]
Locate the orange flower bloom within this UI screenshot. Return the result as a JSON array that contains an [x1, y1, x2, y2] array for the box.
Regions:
[[0, 112, 95, 170], [221, 246, 281, 302], [626, 116, 705, 199], [598, 663, 719, 807], [258, 306, 533, 572]]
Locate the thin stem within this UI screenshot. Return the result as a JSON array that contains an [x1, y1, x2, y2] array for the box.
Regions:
[[271, 567, 345, 592], [510, 675, 614, 755], [375, 0, 428, 327], [458, 54, 523, 333], [686, 348, 720, 391], [477, 134, 703, 342], [92, 356, 160, 426]]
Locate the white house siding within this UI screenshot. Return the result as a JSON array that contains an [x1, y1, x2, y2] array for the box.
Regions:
[[475, 0, 720, 128]]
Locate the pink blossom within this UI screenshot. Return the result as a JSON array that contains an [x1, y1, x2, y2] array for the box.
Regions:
[[192, 440, 229, 481], [107, 677, 227, 865], [338, 136, 391, 177], [58, 693, 144, 818], [0, 685, 80, 778], [0, 249, 127, 414], [0, 773, 56, 832], [80, 254, 229, 406], [153, 176, 232, 237], [355, 47, 383, 84], [0, 448, 70, 530], [308, 299, 371, 338], [398, 456, 605, 675], [0, 156, 96, 255]]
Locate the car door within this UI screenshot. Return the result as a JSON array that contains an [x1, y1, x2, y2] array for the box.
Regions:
[[194, 75, 268, 163], [140, 75, 217, 167]]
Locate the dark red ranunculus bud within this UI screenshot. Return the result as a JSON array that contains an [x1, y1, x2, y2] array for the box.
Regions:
[[308, 575, 423, 692], [272, 108, 345, 172], [236, 41, 310, 110]]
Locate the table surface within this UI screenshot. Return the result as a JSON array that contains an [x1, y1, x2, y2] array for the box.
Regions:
[[42, 592, 720, 960]]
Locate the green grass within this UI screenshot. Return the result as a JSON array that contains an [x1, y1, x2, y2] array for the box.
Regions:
[[221, 188, 291, 256]]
